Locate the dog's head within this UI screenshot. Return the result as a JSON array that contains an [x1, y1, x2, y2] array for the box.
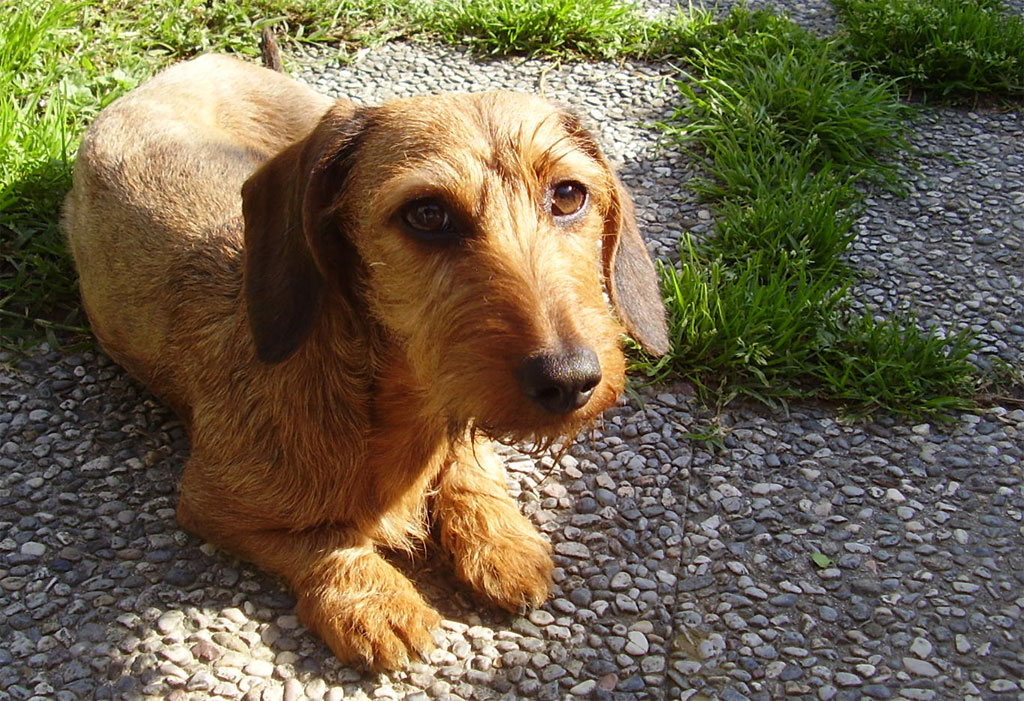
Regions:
[[242, 91, 668, 442]]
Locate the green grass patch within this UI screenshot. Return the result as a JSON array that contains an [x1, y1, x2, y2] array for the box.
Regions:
[[2, 0, 89, 347], [642, 6, 983, 418], [419, 0, 649, 58], [835, 0, 1024, 100], [814, 313, 978, 416], [646, 240, 849, 405], [671, 18, 910, 190]]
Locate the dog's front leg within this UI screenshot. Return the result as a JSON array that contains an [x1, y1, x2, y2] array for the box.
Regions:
[[292, 535, 441, 670], [177, 498, 440, 669], [434, 440, 553, 610]]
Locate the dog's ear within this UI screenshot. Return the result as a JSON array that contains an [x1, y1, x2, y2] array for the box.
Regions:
[[241, 104, 367, 364], [602, 183, 670, 357], [560, 112, 669, 356]]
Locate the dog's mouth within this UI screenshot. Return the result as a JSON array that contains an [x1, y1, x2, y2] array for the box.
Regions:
[[468, 380, 612, 448], [469, 416, 593, 460]]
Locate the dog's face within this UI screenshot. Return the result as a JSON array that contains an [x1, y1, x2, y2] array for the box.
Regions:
[[242, 92, 668, 443]]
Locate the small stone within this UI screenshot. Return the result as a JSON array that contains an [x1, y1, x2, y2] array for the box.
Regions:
[[779, 664, 803, 681], [609, 571, 631, 590], [305, 679, 327, 699], [20, 542, 46, 558], [990, 680, 1020, 692], [569, 679, 596, 695], [283, 678, 304, 701], [245, 660, 275, 677], [528, 610, 554, 626], [954, 635, 971, 653], [81, 456, 112, 472], [186, 671, 216, 692], [276, 615, 300, 629], [640, 656, 664, 674], [554, 542, 590, 558], [835, 672, 862, 687], [541, 664, 566, 681], [221, 607, 248, 625], [624, 631, 648, 656], [903, 658, 940, 677], [909, 637, 932, 658], [163, 567, 197, 587], [157, 610, 185, 635]]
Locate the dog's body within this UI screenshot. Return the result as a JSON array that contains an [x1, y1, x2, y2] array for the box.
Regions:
[[64, 54, 668, 668]]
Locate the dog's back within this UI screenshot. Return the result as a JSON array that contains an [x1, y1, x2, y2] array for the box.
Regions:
[[63, 55, 335, 401]]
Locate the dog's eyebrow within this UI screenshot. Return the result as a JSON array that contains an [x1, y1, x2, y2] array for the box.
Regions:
[[535, 133, 577, 173], [556, 109, 605, 163]]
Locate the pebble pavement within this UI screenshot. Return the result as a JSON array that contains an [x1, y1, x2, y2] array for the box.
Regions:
[[2, 2, 1023, 699]]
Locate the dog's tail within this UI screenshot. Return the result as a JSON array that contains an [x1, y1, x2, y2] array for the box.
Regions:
[[260, 27, 283, 72]]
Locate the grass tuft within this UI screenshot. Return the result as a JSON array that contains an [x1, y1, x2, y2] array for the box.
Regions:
[[814, 313, 979, 417], [642, 238, 849, 405], [418, 0, 648, 58], [835, 0, 1024, 99], [670, 31, 910, 190], [641, 5, 985, 418]]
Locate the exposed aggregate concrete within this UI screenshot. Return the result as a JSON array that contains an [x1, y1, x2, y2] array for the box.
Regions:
[[1, 4, 1022, 699]]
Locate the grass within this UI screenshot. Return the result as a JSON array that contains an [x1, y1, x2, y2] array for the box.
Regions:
[[641, 6, 981, 418], [813, 313, 978, 415], [1, 0, 1014, 416], [419, 0, 650, 58], [651, 240, 850, 404], [2, 0, 90, 347], [834, 0, 1024, 100]]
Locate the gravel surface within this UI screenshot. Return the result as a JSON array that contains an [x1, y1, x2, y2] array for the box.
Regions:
[[2, 5, 1023, 700]]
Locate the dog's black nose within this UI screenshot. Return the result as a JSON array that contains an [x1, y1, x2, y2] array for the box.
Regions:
[[519, 348, 602, 414]]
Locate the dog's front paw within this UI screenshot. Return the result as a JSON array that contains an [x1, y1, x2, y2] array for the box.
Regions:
[[442, 502, 553, 610], [297, 550, 441, 670]]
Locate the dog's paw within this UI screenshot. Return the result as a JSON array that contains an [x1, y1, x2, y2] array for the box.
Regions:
[[297, 551, 441, 670], [443, 506, 553, 610]]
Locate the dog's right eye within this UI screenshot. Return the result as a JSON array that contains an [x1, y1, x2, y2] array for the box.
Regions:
[[400, 198, 456, 242]]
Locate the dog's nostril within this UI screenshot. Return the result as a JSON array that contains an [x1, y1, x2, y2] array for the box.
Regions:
[[519, 348, 602, 415]]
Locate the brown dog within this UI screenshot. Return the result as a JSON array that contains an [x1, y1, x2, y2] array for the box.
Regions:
[[63, 54, 669, 669]]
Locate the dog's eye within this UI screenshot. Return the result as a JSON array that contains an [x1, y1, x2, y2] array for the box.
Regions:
[[550, 181, 588, 219], [404, 199, 449, 231], [400, 198, 454, 240]]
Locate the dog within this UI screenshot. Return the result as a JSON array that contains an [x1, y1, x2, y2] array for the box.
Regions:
[[63, 53, 669, 669]]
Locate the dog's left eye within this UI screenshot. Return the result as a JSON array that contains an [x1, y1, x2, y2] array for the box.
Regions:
[[400, 198, 455, 241], [550, 181, 588, 219]]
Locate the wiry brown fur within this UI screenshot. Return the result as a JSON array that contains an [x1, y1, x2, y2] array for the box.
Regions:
[[63, 54, 669, 669]]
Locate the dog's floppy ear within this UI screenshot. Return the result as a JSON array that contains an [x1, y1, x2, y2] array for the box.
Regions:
[[560, 112, 670, 356], [241, 103, 367, 364], [602, 183, 671, 356]]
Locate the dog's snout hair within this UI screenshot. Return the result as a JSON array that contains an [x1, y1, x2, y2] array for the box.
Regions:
[[63, 54, 669, 670]]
